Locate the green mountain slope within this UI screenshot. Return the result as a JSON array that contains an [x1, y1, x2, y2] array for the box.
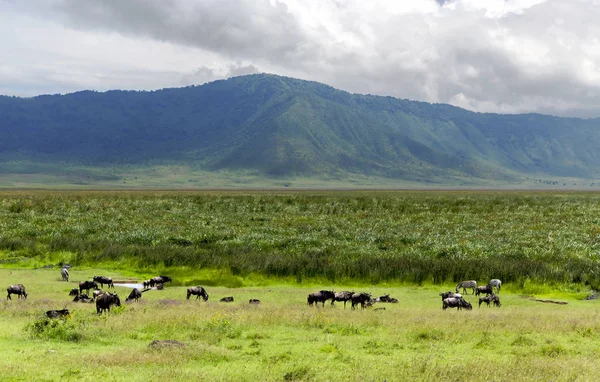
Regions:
[[1, 73, 600, 185]]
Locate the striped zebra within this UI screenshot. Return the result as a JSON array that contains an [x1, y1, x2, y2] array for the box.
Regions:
[[488, 279, 502, 293], [456, 280, 477, 294], [61, 267, 69, 282]]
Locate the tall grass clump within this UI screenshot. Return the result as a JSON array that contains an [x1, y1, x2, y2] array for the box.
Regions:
[[27, 315, 83, 342]]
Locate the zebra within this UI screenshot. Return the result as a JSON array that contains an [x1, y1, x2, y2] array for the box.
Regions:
[[61, 267, 69, 282], [456, 280, 478, 294], [489, 279, 502, 293]]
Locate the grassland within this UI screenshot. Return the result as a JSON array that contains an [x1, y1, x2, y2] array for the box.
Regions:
[[1, 190, 600, 289], [2, 267, 600, 381], [2, 190, 600, 380]]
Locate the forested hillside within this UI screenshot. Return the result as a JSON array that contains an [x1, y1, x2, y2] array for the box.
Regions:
[[1, 74, 599, 184]]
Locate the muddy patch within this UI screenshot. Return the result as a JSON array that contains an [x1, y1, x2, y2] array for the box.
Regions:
[[149, 340, 187, 348]]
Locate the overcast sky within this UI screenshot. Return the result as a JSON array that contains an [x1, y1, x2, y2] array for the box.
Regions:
[[2, 0, 600, 117]]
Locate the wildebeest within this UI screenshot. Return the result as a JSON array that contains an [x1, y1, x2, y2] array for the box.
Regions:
[[143, 280, 151, 289], [456, 280, 478, 294], [73, 294, 94, 303], [93, 275, 114, 289], [150, 276, 172, 288], [61, 267, 69, 282], [475, 285, 493, 296], [46, 308, 70, 318], [68, 288, 79, 296], [96, 292, 121, 314], [220, 296, 234, 302], [307, 290, 335, 307], [79, 280, 98, 295], [442, 297, 472, 310], [92, 289, 104, 300], [125, 288, 143, 303], [489, 279, 502, 293], [439, 291, 462, 300], [351, 292, 374, 310], [331, 291, 354, 308], [479, 294, 501, 308], [249, 299, 261, 304], [186, 286, 209, 301], [7, 284, 27, 300], [376, 294, 399, 303]]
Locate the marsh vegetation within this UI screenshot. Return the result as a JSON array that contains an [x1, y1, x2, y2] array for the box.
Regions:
[[1, 190, 600, 288]]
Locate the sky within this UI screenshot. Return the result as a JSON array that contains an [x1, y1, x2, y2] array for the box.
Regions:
[[1, 0, 600, 117]]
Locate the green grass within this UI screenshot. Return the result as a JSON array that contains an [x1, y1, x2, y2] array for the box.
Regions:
[[0, 161, 595, 189], [1, 268, 599, 381], [3, 190, 600, 380], [2, 190, 600, 289]]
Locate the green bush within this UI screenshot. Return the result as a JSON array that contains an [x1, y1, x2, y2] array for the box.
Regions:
[[27, 316, 83, 342]]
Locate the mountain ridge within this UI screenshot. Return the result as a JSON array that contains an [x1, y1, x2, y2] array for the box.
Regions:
[[1, 73, 599, 186]]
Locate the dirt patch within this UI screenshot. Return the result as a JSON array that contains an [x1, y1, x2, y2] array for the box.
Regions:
[[149, 340, 187, 348], [534, 299, 568, 305]]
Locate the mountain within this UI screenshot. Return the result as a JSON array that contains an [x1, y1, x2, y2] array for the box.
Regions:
[[1, 73, 600, 186]]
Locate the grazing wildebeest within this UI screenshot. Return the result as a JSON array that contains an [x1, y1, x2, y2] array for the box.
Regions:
[[150, 276, 172, 288], [61, 267, 69, 282], [46, 308, 70, 318], [479, 294, 501, 308], [489, 279, 502, 293], [220, 296, 234, 302], [351, 292, 374, 310], [439, 291, 462, 300], [456, 280, 478, 294], [376, 294, 399, 303], [249, 299, 261, 304], [143, 280, 151, 289], [69, 288, 79, 296], [92, 289, 104, 300], [125, 288, 143, 303], [307, 290, 335, 307], [186, 286, 209, 301], [442, 297, 472, 310], [79, 280, 98, 295], [331, 291, 354, 308], [93, 275, 114, 289], [475, 285, 493, 296], [7, 284, 27, 300], [96, 292, 121, 314], [73, 294, 94, 303]]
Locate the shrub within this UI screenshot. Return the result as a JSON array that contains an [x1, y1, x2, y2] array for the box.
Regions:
[[27, 316, 83, 342]]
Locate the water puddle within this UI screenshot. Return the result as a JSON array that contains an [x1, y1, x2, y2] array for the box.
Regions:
[[114, 283, 144, 289]]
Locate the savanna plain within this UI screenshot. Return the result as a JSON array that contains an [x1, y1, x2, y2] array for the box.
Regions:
[[2, 190, 600, 381]]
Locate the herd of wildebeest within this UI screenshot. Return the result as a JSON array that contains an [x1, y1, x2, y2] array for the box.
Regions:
[[5, 266, 502, 319]]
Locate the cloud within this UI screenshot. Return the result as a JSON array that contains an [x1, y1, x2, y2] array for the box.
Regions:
[[180, 63, 260, 86], [3, 0, 600, 117]]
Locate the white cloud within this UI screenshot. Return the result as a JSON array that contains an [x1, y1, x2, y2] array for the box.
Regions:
[[2, 0, 600, 117]]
